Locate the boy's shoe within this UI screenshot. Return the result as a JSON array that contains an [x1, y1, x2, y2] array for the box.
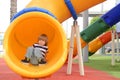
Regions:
[[21, 57, 30, 63], [39, 59, 46, 64], [21, 59, 29, 63]]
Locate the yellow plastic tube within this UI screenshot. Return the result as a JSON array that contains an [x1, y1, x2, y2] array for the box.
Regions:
[[26, 0, 105, 22], [4, 12, 67, 78], [4, 0, 105, 78]]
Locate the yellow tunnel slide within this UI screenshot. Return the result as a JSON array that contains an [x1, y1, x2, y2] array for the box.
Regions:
[[4, 0, 105, 78]]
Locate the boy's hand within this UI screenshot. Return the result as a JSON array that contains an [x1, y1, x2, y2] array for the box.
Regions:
[[46, 50, 49, 53]]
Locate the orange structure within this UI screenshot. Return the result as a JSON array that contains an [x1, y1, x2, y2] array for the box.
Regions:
[[4, 0, 105, 78]]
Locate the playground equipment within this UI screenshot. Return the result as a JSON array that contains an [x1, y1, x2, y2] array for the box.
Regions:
[[3, 0, 120, 79], [72, 3, 120, 56]]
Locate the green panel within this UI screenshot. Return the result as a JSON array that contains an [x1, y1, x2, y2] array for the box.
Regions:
[[80, 18, 110, 43], [89, 52, 94, 56]]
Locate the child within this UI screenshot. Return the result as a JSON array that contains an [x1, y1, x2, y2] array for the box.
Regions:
[[21, 34, 48, 64]]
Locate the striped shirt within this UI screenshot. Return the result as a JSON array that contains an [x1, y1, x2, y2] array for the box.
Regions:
[[33, 43, 48, 56]]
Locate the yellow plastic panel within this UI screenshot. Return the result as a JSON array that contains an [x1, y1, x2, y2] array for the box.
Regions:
[[89, 38, 103, 53]]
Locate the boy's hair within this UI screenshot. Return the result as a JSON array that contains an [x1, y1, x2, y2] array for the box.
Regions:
[[38, 34, 48, 46]]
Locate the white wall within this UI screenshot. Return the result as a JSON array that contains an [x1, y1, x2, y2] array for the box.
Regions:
[[0, 0, 10, 32], [17, 0, 31, 12]]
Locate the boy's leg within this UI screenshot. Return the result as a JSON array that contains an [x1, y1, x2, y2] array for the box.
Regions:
[[34, 48, 44, 60], [21, 47, 34, 63], [25, 46, 34, 59], [34, 48, 47, 64], [34, 49, 47, 64]]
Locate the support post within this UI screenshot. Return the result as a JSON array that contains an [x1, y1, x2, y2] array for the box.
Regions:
[[111, 30, 115, 66], [116, 32, 120, 62], [74, 21, 84, 75], [82, 10, 89, 62], [67, 22, 75, 74]]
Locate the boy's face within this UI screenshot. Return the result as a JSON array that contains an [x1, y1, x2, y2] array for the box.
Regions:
[[38, 39, 46, 46]]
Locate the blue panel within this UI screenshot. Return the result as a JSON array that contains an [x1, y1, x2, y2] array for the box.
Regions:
[[11, 7, 56, 22], [101, 3, 120, 26], [64, 0, 77, 20]]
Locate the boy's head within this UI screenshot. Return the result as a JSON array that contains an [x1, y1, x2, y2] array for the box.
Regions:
[[38, 34, 48, 46]]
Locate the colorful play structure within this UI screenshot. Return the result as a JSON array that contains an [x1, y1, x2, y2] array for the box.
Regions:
[[3, 0, 120, 79]]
